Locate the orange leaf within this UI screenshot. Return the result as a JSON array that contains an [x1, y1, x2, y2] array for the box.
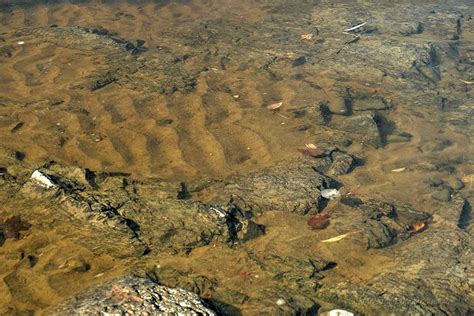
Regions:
[[297, 144, 325, 157], [266, 101, 283, 110], [409, 221, 427, 234]]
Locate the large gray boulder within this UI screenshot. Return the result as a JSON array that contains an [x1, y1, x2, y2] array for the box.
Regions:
[[49, 276, 216, 315]]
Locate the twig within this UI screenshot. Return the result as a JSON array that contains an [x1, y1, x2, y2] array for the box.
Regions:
[[343, 22, 367, 33]]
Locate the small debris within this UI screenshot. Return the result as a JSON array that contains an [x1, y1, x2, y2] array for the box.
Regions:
[[460, 79, 474, 85], [209, 207, 226, 218], [307, 214, 330, 230], [391, 167, 406, 172], [321, 189, 340, 200], [17, 41, 25, 45], [266, 101, 283, 110], [31, 170, 56, 189], [276, 298, 286, 306], [297, 144, 325, 157], [292, 56, 306, 67], [1, 216, 31, 239], [321, 233, 350, 243], [408, 221, 427, 235], [343, 22, 367, 33], [321, 231, 361, 243], [300, 33, 313, 40], [321, 309, 355, 316]]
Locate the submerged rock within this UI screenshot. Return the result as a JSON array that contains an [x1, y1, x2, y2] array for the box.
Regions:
[[313, 148, 357, 176], [431, 188, 451, 202], [206, 159, 335, 215], [49, 276, 216, 315], [335, 113, 382, 148]]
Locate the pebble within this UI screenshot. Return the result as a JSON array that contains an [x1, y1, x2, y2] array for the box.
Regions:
[[447, 177, 463, 190], [431, 188, 451, 202], [321, 189, 340, 200], [276, 298, 286, 306]]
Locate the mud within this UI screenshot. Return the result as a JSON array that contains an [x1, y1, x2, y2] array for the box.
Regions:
[[0, 0, 473, 315]]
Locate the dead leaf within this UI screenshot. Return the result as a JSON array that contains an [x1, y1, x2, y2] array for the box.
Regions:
[[320, 230, 361, 243], [409, 221, 427, 234], [391, 167, 406, 172], [321, 233, 350, 243], [1, 216, 31, 239], [460, 79, 474, 85], [266, 101, 283, 110], [297, 144, 325, 157], [307, 214, 330, 230]]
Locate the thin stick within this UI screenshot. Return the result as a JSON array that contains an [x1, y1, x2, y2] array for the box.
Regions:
[[344, 22, 367, 32]]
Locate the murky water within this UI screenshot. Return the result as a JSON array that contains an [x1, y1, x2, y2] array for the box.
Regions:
[[0, 0, 473, 314]]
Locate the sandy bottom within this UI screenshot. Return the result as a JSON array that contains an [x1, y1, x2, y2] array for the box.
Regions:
[[0, 0, 473, 314]]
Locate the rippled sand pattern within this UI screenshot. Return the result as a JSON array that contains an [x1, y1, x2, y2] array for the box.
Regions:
[[0, 1, 343, 181]]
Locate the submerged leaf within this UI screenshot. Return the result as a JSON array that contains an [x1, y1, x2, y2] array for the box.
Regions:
[[409, 221, 427, 234], [297, 144, 325, 157], [266, 101, 283, 110], [320, 230, 361, 243], [307, 214, 330, 230], [320, 233, 349, 243]]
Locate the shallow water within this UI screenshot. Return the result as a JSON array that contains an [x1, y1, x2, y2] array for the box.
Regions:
[[0, 0, 473, 314]]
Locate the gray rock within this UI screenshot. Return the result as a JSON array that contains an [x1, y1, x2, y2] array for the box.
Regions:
[[313, 149, 356, 176], [352, 97, 389, 111], [327, 151, 355, 176], [335, 199, 431, 249], [335, 113, 382, 148], [49, 276, 216, 315], [206, 159, 335, 215], [399, 21, 424, 36], [431, 188, 451, 202], [447, 177, 464, 191]]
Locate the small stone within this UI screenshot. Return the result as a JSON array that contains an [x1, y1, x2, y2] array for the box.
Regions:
[[276, 298, 286, 306], [447, 178, 464, 190], [431, 189, 451, 202], [429, 178, 444, 187], [292, 56, 306, 67]]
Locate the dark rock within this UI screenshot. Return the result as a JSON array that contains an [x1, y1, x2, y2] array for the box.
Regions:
[[313, 148, 356, 176], [206, 159, 335, 215], [0, 216, 31, 240], [327, 151, 355, 176], [335, 113, 382, 148], [429, 178, 444, 187], [177, 182, 191, 199], [447, 177, 464, 190], [336, 199, 431, 249], [90, 72, 117, 91], [431, 188, 451, 202], [292, 56, 306, 67], [340, 197, 363, 207], [48, 99, 64, 106]]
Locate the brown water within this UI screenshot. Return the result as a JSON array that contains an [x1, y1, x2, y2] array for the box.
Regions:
[[0, 0, 473, 314]]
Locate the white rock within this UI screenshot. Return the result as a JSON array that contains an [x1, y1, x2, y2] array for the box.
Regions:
[[276, 298, 286, 306], [31, 170, 56, 189], [325, 309, 354, 316], [321, 189, 340, 200]]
